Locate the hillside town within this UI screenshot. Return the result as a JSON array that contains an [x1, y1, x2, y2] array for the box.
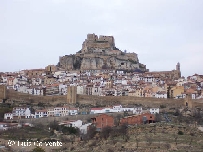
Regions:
[[3, 104, 158, 120], [0, 64, 203, 100]]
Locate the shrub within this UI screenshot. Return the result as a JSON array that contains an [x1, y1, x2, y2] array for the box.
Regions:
[[62, 126, 79, 135], [32, 146, 45, 152], [178, 131, 184, 135], [160, 105, 166, 108]]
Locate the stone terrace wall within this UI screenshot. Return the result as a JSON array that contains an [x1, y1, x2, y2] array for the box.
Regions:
[[77, 95, 185, 108], [0, 85, 7, 100], [192, 100, 203, 108], [7, 90, 203, 108], [7, 90, 66, 103]]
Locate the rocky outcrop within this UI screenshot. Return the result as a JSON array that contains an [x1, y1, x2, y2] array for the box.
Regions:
[[58, 34, 147, 72]]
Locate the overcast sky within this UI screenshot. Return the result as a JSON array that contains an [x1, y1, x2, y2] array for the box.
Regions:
[[0, 0, 203, 77]]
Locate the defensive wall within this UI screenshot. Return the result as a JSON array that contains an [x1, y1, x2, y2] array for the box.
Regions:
[[7, 90, 66, 104], [78, 94, 185, 108], [6, 90, 203, 108], [0, 85, 7, 101]]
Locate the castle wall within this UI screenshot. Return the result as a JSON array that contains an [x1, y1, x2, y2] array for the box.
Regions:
[[25, 69, 45, 76], [0, 85, 7, 100], [98, 35, 115, 47], [86, 42, 112, 49], [58, 33, 146, 72], [6, 90, 203, 109], [67, 86, 77, 103]]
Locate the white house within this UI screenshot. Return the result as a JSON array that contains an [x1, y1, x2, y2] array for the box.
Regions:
[[102, 107, 112, 113], [192, 93, 196, 99], [69, 108, 78, 115], [35, 109, 48, 118], [155, 91, 167, 98], [132, 75, 140, 82], [54, 107, 68, 117], [4, 113, 13, 120], [54, 71, 67, 78], [112, 105, 122, 112], [25, 114, 35, 119], [68, 120, 83, 128], [80, 123, 92, 134], [7, 77, 18, 86], [77, 85, 85, 95], [17, 85, 28, 93], [117, 70, 124, 74], [47, 108, 55, 117], [31, 77, 42, 85], [147, 76, 156, 83], [175, 93, 186, 99], [150, 108, 159, 114], [201, 81, 203, 87], [12, 107, 31, 119], [59, 84, 67, 95], [122, 107, 134, 112], [90, 108, 104, 114], [92, 85, 102, 96], [1, 76, 7, 83], [59, 120, 83, 129], [0, 123, 9, 131], [133, 107, 143, 114], [121, 79, 128, 85]]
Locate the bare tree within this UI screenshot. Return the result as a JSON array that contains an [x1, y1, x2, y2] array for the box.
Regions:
[[82, 125, 96, 141], [114, 114, 122, 126], [177, 112, 183, 124], [165, 143, 171, 150], [155, 113, 162, 122], [119, 123, 129, 142], [135, 132, 140, 149], [189, 131, 195, 145], [145, 133, 153, 146], [100, 126, 112, 140], [173, 133, 178, 145]]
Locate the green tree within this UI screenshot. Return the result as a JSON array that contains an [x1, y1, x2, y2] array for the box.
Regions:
[[61, 126, 80, 135]]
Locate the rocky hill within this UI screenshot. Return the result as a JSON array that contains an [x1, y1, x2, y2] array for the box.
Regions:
[[58, 33, 147, 72]]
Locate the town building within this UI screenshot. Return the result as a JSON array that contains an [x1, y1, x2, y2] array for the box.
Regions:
[[120, 113, 155, 125], [91, 114, 114, 131]]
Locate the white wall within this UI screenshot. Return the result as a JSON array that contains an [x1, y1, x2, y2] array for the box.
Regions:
[[150, 108, 159, 114]]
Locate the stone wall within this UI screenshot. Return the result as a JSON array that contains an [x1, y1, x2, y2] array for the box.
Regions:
[[7, 90, 66, 104], [86, 42, 112, 49], [77, 94, 185, 108], [7, 90, 203, 108], [0, 85, 7, 100]]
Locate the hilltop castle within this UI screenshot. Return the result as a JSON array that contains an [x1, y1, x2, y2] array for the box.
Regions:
[[58, 33, 147, 72]]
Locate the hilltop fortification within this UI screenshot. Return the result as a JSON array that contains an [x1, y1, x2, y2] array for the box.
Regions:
[[58, 33, 147, 72]]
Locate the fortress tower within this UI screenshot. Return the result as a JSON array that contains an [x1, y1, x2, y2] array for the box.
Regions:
[[67, 86, 77, 104], [0, 85, 7, 102]]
